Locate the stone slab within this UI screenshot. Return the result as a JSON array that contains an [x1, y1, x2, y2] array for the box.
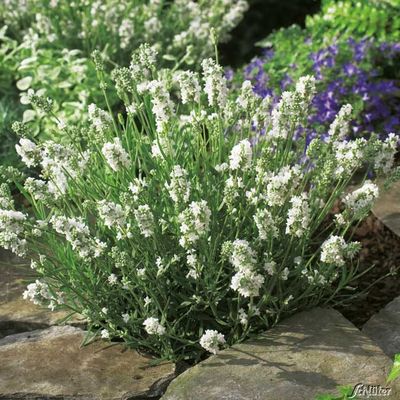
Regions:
[[0, 249, 85, 338], [363, 296, 400, 358], [0, 325, 175, 400], [373, 181, 400, 237], [162, 308, 399, 400]]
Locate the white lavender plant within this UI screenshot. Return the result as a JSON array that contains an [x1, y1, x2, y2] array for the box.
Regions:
[[2, 46, 398, 362]]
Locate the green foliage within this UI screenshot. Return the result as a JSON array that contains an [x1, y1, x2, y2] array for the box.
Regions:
[[0, 96, 24, 170], [387, 353, 400, 383], [315, 385, 355, 400], [307, 0, 400, 42], [0, 0, 249, 169], [254, 0, 400, 85]]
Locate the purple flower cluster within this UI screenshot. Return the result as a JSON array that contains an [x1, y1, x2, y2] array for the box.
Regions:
[[242, 38, 400, 140]]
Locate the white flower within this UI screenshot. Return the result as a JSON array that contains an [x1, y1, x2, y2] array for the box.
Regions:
[[144, 16, 161, 35], [343, 181, 379, 215], [176, 70, 201, 104], [254, 209, 278, 239], [178, 200, 211, 248], [165, 165, 191, 203], [108, 273, 118, 285], [230, 269, 264, 297], [88, 103, 112, 135], [264, 260, 277, 276], [102, 138, 131, 171], [126, 104, 136, 115], [146, 80, 174, 133], [0, 209, 28, 256], [286, 193, 310, 237], [263, 165, 302, 207], [98, 200, 127, 229], [215, 162, 229, 173], [280, 267, 290, 281], [151, 136, 171, 159], [100, 329, 110, 339], [328, 104, 352, 140], [320, 235, 360, 266], [24, 177, 49, 201], [15, 138, 39, 167], [143, 317, 166, 335], [122, 313, 130, 323], [199, 330, 225, 354], [236, 80, 256, 110], [229, 139, 252, 171], [202, 58, 227, 108], [50, 215, 106, 260], [101, 307, 108, 315], [269, 76, 315, 140], [129, 177, 147, 202], [144, 296, 152, 307], [374, 133, 399, 173], [118, 19, 134, 49], [228, 239, 257, 272], [334, 138, 366, 177], [134, 205, 155, 237], [238, 308, 248, 325], [23, 280, 51, 305]]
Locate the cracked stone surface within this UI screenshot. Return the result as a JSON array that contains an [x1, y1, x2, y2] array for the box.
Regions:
[[0, 326, 175, 400], [373, 181, 400, 237], [162, 308, 399, 400], [363, 296, 400, 358], [0, 249, 85, 338]]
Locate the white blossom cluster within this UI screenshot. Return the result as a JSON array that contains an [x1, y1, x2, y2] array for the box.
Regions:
[[151, 137, 172, 160], [374, 133, 399, 173], [15, 138, 90, 199], [176, 71, 201, 104], [320, 235, 359, 266], [328, 104, 352, 140], [263, 165, 302, 207], [333, 138, 366, 177], [98, 200, 127, 229], [134, 205, 155, 238], [143, 317, 166, 336], [165, 166, 191, 204], [286, 193, 311, 237], [343, 181, 379, 216], [88, 103, 113, 135], [169, 1, 248, 61], [0, 209, 28, 256], [146, 80, 174, 133], [15, 138, 39, 167], [199, 329, 225, 354], [179, 200, 211, 248], [254, 209, 278, 240], [50, 215, 106, 260], [226, 240, 265, 297], [22, 279, 51, 305], [202, 58, 228, 109], [269, 75, 316, 140], [229, 139, 252, 171], [101, 138, 131, 172]]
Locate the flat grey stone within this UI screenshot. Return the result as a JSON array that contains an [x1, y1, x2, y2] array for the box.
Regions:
[[162, 308, 399, 400], [0, 326, 175, 399], [363, 296, 400, 358], [373, 181, 400, 236], [0, 249, 85, 338]]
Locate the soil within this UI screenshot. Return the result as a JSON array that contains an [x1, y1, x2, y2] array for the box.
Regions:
[[336, 214, 400, 328]]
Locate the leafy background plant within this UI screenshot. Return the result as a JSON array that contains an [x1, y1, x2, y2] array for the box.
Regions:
[[234, 0, 400, 142]]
